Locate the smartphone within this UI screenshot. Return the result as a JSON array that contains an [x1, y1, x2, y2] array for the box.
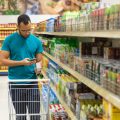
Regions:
[[28, 58, 37, 61]]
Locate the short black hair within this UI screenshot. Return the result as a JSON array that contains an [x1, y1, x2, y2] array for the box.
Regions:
[[17, 14, 31, 25]]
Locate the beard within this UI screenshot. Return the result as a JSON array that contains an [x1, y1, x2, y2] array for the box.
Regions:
[[19, 30, 30, 38]]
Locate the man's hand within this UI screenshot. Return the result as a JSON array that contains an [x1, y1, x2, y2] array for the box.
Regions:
[[21, 58, 36, 66]]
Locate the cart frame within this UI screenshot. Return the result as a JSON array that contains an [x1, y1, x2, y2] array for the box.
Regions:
[[8, 79, 50, 120]]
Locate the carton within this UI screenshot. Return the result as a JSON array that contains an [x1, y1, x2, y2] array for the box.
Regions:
[[103, 99, 120, 120]]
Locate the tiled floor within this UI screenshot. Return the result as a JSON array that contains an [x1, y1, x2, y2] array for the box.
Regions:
[[0, 76, 9, 120]]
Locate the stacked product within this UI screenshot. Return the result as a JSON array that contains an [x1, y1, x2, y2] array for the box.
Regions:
[[41, 36, 120, 97], [103, 99, 120, 120], [49, 104, 69, 120], [35, 3, 120, 32], [42, 57, 103, 119]]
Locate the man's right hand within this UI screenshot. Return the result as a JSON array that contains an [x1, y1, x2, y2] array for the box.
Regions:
[[21, 58, 36, 66]]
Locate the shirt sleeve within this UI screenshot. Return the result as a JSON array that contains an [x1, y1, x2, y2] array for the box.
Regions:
[[36, 39, 44, 54], [1, 37, 10, 52]]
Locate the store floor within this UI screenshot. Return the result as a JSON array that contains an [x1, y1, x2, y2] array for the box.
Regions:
[[0, 76, 9, 120]]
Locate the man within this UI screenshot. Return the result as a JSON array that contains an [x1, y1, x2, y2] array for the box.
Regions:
[[0, 14, 43, 120]]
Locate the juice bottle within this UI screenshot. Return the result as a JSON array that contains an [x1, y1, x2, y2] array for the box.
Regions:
[[111, 66, 117, 83], [117, 68, 120, 84]]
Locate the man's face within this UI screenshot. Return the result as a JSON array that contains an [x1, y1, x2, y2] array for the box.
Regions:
[[18, 21, 32, 38]]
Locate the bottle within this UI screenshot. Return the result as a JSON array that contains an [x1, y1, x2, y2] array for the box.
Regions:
[[39, 72, 44, 79]]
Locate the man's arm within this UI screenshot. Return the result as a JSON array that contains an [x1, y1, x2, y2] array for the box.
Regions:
[[36, 53, 43, 63], [0, 50, 36, 66]]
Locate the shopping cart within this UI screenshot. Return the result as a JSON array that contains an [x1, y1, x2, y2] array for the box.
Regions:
[[8, 79, 50, 120]]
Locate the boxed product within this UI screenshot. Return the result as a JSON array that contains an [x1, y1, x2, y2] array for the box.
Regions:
[[49, 104, 69, 120], [74, 56, 91, 75], [46, 18, 56, 32], [103, 99, 120, 120], [80, 99, 103, 120]]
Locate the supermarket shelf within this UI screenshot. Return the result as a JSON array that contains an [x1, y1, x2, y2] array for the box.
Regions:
[[0, 37, 5, 40], [42, 70, 77, 120], [51, 83, 77, 120], [35, 31, 120, 38], [0, 70, 8, 76], [0, 28, 17, 30], [43, 51, 120, 109], [0, 70, 8, 72]]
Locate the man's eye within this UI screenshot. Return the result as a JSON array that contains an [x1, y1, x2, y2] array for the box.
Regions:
[[21, 29, 31, 32]]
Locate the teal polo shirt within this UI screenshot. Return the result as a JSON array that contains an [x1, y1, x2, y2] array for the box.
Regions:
[[1, 32, 43, 79]]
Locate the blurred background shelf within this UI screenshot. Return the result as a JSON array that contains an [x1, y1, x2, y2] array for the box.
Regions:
[[0, 70, 8, 76], [0, 28, 16, 30]]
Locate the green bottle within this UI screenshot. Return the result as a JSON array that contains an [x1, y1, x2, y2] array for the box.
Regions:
[[39, 73, 44, 79]]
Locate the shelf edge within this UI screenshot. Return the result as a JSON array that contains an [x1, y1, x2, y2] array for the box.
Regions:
[[35, 31, 120, 38]]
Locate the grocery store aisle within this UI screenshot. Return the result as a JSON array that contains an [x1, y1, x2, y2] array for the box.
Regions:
[[0, 76, 9, 120]]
